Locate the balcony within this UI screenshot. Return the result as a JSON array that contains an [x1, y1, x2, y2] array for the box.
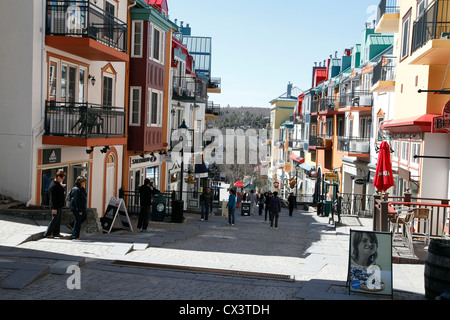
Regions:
[[410, 0, 450, 65], [371, 56, 396, 92], [46, 1, 128, 62], [375, 0, 400, 34], [173, 76, 207, 103], [207, 78, 221, 94], [309, 134, 332, 150], [206, 101, 221, 120], [319, 97, 338, 113], [337, 137, 370, 157], [43, 101, 126, 146], [339, 90, 373, 110]]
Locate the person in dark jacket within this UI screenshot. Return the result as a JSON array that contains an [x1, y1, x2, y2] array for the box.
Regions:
[[201, 187, 213, 221], [264, 192, 272, 222], [137, 179, 154, 232], [269, 191, 282, 229], [69, 176, 88, 240], [287, 192, 296, 217], [258, 192, 265, 216], [43, 170, 66, 238]]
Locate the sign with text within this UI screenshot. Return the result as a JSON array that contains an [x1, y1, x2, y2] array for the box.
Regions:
[[101, 197, 133, 233], [347, 230, 393, 298], [43, 148, 61, 165], [433, 100, 450, 133]]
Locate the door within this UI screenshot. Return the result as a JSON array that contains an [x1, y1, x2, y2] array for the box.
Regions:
[[105, 153, 116, 210]]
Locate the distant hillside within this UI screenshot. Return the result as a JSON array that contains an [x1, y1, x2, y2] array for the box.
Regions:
[[208, 106, 270, 129]]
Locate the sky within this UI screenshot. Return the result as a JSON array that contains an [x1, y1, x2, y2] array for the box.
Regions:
[[168, 0, 380, 109]]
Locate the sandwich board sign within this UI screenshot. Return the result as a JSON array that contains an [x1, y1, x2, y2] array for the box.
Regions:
[[101, 197, 133, 233]]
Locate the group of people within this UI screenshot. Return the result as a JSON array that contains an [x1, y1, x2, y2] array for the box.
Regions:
[[43, 170, 87, 240], [224, 189, 293, 229]]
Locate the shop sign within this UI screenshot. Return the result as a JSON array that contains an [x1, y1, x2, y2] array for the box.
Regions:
[[309, 171, 318, 179], [347, 230, 393, 298], [130, 155, 158, 169], [42, 148, 61, 165], [324, 172, 338, 181], [100, 197, 133, 233], [433, 100, 450, 133], [354, 178, 366, 185]]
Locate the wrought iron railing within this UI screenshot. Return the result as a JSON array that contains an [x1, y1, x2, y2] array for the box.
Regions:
[[337, 137, 370, 154], [372, 57, 396, 85], [319, 97, 337, 112], [172, 76, 207, 101], [46, 1, 128, 53], [206, 101, 221, 116], [44, 101, 126, 138], [411, 0, 450, 54], [377, 0, 400, 23], [339, 90, 373, 108]]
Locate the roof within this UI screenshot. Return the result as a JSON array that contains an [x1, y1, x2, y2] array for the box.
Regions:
[[144, 0, 168, 12], [270, 87, 304, 103]]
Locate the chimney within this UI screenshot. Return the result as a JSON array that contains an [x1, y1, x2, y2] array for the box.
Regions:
[[287, 82, 293, 97]]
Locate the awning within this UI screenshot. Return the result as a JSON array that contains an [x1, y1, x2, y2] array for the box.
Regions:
[[289, 154, 305, 163], [195, 161, 208, 178], [381, 114, 436, 134]]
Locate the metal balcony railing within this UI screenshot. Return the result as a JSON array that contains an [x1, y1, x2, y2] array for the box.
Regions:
[[372, 57, 397, 85], [46, 1, 128, 53], [206, 101, 221, 116], [207, 78, 221, 91], [44, 101, 126, 138], [339, 90, 373, 108], [377, 0, 400, 23], [319, 97, 337, 112], [337, 137, 370, 154], [173, 76, 207, 101], [412, 0, 450, 54]]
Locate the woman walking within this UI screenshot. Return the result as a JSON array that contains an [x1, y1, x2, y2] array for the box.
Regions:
[[69, 176, 88, 240]]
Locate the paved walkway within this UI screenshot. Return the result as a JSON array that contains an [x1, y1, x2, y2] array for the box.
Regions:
[[0, 207, 427, 301]]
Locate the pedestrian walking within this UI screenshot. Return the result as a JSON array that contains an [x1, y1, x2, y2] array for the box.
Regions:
[[287, 192, 295, 217], [269, 191, 282, 229], [258, 191, 265, 216], [264, 191, 272, 222], [248, 189, 257, 215], [334, 193, 342, 224], [201, 187, 213, 221], [43, 170, 66, 238], [69, 176, 87, 240], [226, 189, 236, 226], [137, 179, 153, 232]]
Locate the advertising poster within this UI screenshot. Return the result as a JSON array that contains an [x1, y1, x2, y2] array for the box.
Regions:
[[347, 230, 393, 297]]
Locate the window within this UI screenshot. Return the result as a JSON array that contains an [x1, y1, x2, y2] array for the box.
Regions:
[[392, 140, 399, 160], [417, 0, 428, 17], [411, 142, 420, 165], [129, 87, 141, 126], [401, 12, 411, 60], [377, 116, 384, 141], [401, 141, 409, 162], [149, 24, 165, 64], [147, 88, 162, 126], [104, 1, 116, 40], [103, 75, 114, 107], [47, 56, 87, 104], [131, 21, 143, 58]]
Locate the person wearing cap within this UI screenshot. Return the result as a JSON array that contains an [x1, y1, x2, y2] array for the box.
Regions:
[[138, 178, 153, 232]]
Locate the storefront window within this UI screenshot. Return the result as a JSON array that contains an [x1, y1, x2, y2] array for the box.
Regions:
[[146, 166, 160, 190]]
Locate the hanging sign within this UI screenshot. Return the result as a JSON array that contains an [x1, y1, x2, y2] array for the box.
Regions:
[[433, 100, 450, 133], [324, 172, 338, 181], [100, 197, 133, 233], [347, 230, 393, 298]]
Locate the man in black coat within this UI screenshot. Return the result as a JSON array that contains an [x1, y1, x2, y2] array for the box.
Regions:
[[138, 179, 154, 232], [288, 192, 296, 217], [43, 170, 66, 238]]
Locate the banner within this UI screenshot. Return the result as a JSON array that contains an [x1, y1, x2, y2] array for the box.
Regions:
[[347, 230, 393, 297]]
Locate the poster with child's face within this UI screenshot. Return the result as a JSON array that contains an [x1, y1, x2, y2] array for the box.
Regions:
[[348, 230, 392, 296]]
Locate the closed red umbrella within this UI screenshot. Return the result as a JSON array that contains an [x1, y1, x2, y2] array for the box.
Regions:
[[373, 141, 394, 193]]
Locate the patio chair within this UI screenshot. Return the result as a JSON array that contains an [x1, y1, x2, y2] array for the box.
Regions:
[[391, 207, 415, 254], [412, 207, 431, 246]]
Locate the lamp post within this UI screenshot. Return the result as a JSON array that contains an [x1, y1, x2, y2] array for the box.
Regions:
[[178, 120, 188, 201]]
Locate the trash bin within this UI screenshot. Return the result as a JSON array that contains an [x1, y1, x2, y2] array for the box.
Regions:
[[171, 200, 184, 223], [324, 200, 332, 217], [151, 194, 166, 221], [241, 201, 251, 216]]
